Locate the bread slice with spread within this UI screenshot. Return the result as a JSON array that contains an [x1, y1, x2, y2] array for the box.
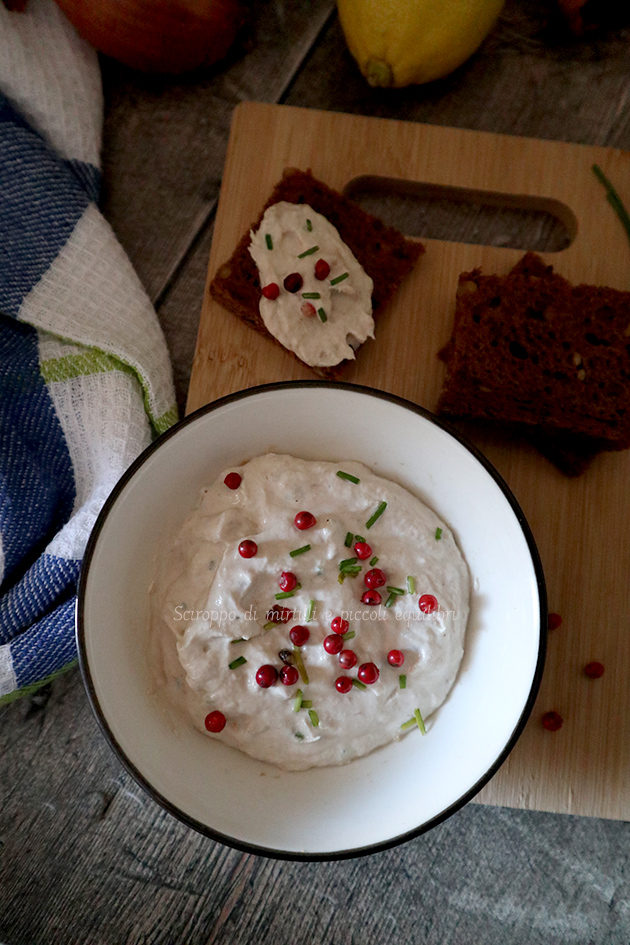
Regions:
[[209, 168, 424, 379]]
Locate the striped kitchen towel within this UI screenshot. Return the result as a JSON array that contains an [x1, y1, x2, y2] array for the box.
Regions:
[[0, 0, 177, 703]]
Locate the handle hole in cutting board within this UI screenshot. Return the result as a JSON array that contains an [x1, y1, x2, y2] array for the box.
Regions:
[[344, 176, 577, 253]]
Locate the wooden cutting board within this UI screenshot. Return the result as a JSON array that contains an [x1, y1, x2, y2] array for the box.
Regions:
[[188, 102, 630, 822]]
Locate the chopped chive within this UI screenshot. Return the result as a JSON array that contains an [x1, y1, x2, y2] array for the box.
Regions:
[[294, 689, 303, 712], [306, 599, 315, 621], [275, 586, 300, 600], [228, 656, 247, 670], [263, 620, 276, 631], [317, 307, 327, 323], [344, 531, 353, 548], [352, 678, 367, 691], [385, 594, 396, 608], [435, 527, 443, 540], [369, 556, 379, 567], [330, 271, 349, 286], [399, 674, 407, 689], [230, 637, 246, 644], [338, 572, 346, 585], [301, 700, 313, 709], [295, 732, 305, 739], [341, 630, 355, 641], [337, 471, 361, 484], [308, 709, 320, 728], [297, 245, 319, 258], [401, 717, 417, 731], [414, 708, 427, 735], [354, 535, 366, 543], [306, 218, 313, 232], [265, 234, 273, 250], [343, 568, 362, 577], [339, 556, 358, 570], [293, 646, 309, 685], [407, 576, 416, 594], [302, 292, 322, 299], [290, 544, 311, 557], [386, 587, 405, 596], [592, 164, 630, 244], [366, 501, 387, 530]]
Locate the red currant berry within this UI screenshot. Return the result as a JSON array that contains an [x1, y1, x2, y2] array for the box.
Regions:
[[204, 710, 226, 733], [331, 616, 349, 635], [364, 568, 386, 589], [541, 710, 563, 731], [361, 589, 382, 606], [323, 634, 343, 655], [289, 625, 309, 646], [256, 664, 278, 688], [301, 301, 316, 318], [294, 510, 316, 530], [266, 604, 293, 624], [262, 282, 280, 300], [584, 661, 605, 679], [338, 649, 357, 670], [278, 571, 298, 592], [547, 613, 563, 631], [354, 541, 372, 560], [387, 649, 405, 668], [238, 539, 258, 558], [335, 676, 353, 694], [280, 665, 299, 686], [358, 662, 380, 685], [223, 472, 242, 490], [314, 258, 331, 280], [283, 272, 303, 293], [419, 594, 438, 614]]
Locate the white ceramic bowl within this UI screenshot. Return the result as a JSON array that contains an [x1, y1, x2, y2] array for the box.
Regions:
[[77, 382, 546, 860]]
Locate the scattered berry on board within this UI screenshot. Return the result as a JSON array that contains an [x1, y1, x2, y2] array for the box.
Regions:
[[584, 661, 605, 678], [541, 711, 563, 731]]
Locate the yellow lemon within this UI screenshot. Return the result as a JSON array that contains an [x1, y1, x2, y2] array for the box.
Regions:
[[336, 0, 506, 88]]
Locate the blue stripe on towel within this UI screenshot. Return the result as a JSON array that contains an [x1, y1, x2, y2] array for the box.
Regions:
[[0, 554, 80, 644], [11, 597, 77, 688], [0, 315, 75, 589], [0, 94, 99, 316]]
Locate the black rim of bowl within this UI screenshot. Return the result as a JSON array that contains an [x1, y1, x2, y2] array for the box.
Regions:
[[76, 380, 548, 862]]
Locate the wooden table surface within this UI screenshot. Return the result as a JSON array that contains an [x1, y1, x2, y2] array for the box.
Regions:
[[2, 2, 630, 943]]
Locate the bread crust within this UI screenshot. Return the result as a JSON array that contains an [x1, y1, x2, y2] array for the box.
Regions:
[[437, 252, 630, 475]]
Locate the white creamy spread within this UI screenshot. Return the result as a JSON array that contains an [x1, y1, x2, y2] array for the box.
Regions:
[[248, 203, 374, 367], [153, 455, 470, 771]]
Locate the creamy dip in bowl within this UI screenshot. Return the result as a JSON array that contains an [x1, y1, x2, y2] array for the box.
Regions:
[[77, 382, 546, 860], [154, 454, 470, 770]]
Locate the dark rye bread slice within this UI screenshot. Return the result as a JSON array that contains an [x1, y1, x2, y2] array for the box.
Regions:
[[209, 168, 424, 379], [437, 252, 630, 475]]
